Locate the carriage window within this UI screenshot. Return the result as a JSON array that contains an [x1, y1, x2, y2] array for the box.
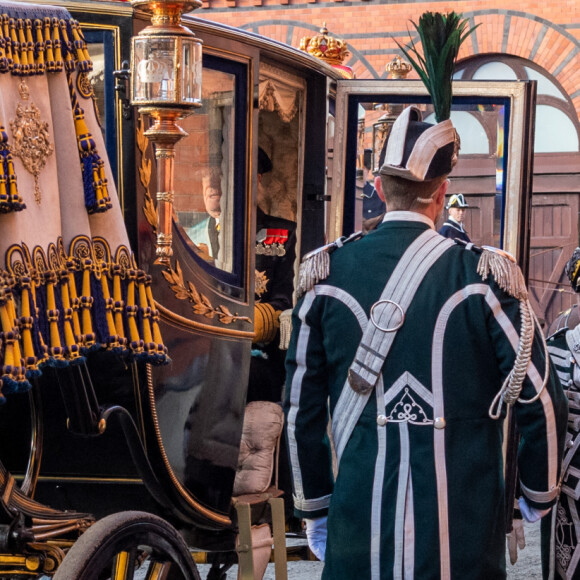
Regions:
[[174, 66, 236, 273]]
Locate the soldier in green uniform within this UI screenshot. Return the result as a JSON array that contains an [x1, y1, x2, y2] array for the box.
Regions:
[[284, 102, 568, 578]]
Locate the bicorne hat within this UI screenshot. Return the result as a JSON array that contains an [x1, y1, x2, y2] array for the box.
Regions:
[[379, 106, 459, 182], [446, 193, 469, 209]]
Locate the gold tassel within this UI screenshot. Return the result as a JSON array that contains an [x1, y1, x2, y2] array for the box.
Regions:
[[24, 19, 35, 75], [7, 153, 18, 204], [99, 266, 120, 350], [16, 18, 28, 74], [125, 269, 143, 354], [59, 273, 80, 360], [0, 151, 6, 205], [144, 282, 165, 351], [51, 18, 64, 71], [8, 17, 20, 73], [6, 298, 25, 383], [0, 18, 6, 72], [0, 276, 26, 385], [3, 15, 13, 72], [137, 271, 154, 348], [0, 300, 19, 384], [58, 18, 74, 72], [19, 279, 38, 371], [64, 260, 82, 345], [79, 258, 95, 348], [34, 19, 45, 73], [477, 248, 528, 301], [111, 264, 126, 344], [92, 158, 110, 211], [26, 255, 49, 367], [45, 271, 64, 361], [44, 17, 55, 71], [70, 21, 92, 72]]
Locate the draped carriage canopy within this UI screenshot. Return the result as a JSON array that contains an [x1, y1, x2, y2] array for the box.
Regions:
[[0, 1, 168, 401]]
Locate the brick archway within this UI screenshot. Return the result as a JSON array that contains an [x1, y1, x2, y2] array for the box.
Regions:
[[234, 10, 580, 119], [461, 10, 580, 119]]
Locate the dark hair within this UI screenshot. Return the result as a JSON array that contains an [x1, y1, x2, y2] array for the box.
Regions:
[[258, 147, 273, 175]]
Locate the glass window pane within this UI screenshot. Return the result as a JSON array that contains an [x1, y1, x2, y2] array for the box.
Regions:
[[472, 62, 518, 80], [425, 111, 490, 155], [87, 42, 106, 133], [535, 105, 580, 152], [525, 67, 568, 101], [174, 67, 236, 274], [350, 99, 508, 249]]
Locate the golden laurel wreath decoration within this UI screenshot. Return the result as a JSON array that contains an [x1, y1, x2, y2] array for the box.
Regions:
[[162, 260, 251, 325]]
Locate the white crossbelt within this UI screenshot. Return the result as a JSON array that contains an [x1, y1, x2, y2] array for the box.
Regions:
[[334, 229, 454, 461], [348, 229, 454, 394]]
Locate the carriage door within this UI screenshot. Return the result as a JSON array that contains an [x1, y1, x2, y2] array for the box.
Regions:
[[139, 49, 256, 522], [331, 79, 536, 268]]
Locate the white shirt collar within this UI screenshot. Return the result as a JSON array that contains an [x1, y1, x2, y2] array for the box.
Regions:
[[382, 211, 435, 230]]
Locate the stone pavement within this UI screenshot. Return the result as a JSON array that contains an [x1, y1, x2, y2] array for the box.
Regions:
[[196, 520, 544, 579]]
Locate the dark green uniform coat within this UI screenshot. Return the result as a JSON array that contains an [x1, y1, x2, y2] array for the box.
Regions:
[[285, 212, 568, 580]]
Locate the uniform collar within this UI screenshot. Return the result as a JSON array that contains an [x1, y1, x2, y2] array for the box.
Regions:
[[382, 210, 435, 230], [445, 217, 465, 232]]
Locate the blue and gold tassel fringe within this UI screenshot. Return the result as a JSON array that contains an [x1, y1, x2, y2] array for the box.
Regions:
[[0, 236, 169, 403]]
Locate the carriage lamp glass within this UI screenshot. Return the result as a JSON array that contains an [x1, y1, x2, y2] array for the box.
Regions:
[[132, 35, 202, 105], [129, 0, 203, 265]]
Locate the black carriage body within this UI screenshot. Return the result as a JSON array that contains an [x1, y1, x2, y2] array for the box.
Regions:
[[0, 0, 338, 541]]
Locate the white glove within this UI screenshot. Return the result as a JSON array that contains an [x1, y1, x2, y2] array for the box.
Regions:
[[304, 516, 327, 561], [507, 518, 525, 565], [518, 496, 551, 523]]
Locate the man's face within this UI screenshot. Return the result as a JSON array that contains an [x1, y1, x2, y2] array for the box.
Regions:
[[203, 184, 222, 219], [449, 207, 466, 223]]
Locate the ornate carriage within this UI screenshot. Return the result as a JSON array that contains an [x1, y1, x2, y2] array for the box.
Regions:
[[0, 1, 537, 578]]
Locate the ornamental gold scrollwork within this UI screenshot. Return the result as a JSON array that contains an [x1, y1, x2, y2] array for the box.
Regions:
[[137, 117, 157, 231], [162, 260, 252, 325], [10, 79, 54, 205]]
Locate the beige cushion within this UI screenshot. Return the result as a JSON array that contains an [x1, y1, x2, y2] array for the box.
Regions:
[[233, 401, 284, 496]]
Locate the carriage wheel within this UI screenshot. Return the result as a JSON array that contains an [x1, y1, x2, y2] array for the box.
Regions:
[[53, 511, 201, 580]]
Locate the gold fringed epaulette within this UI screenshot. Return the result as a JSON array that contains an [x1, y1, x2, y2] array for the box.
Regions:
[[296, 231, 363, 298], [476, 246, 528, 301]]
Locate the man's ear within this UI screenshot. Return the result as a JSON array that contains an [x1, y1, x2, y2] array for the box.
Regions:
[[374, 175, 386, 202], [435, 179, 449, 206]]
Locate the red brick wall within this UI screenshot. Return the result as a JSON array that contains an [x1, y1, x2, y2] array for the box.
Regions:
[[193, 1, 580, 118]]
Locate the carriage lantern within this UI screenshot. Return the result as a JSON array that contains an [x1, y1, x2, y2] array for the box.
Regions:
[[371, 56, 412, 174], [130, 0, 203, 265]]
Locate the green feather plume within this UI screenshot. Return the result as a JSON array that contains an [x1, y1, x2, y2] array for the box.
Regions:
[[396, 12, 478, 123]]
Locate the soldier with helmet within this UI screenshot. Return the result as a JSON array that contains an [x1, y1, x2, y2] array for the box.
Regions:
[[438, 193, 471, 242]]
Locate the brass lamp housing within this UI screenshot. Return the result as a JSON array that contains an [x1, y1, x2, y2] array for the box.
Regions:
[[130, 0, 203, 265]]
